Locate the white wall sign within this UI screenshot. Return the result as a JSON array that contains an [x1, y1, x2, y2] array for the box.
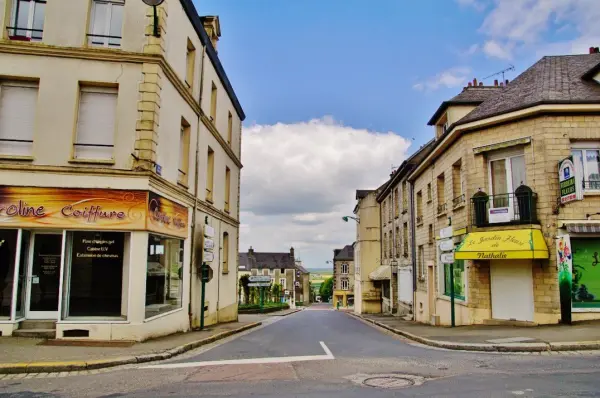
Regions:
[[203, 251, 214, 262], [441, 252, 455, 264], [439, 238, 454, 252], [439, 226, 453, 239], [204, 225, 215, 238], [204, 238, 215, 251]]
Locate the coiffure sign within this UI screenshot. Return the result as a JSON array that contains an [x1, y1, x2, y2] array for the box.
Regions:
[[0, 186, 188, 238]]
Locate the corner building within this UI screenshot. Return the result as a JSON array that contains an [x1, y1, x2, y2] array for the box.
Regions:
[[0, 0, 244, 340]]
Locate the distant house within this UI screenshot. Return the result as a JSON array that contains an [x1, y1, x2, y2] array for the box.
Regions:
[[239, 247, 310, 305], [332, 244, 355, 307]]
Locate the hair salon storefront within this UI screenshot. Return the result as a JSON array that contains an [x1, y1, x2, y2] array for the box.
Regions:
[[0, 186, 190, 341]]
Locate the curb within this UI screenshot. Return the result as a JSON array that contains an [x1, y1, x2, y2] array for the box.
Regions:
[[348, 313, 600, 353], [269, 308, 303, 317], [0, 322, 262, 375]]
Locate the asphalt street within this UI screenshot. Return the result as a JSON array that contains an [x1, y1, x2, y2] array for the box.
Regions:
[[2, 304, 600, 397]]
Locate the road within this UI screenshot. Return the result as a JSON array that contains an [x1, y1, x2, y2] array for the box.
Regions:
[[2, 304, 600, 397]]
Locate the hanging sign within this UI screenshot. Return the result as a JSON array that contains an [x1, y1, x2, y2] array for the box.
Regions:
[[559, 157, 583, 204], [439, 226, 453, 240]]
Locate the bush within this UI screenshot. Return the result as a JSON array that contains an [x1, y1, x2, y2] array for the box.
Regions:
[[295, 301, 304, 307], [238, 302, 289, 313]]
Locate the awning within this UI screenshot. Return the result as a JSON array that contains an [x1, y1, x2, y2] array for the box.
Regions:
[[565, 223, 600, 233], [369, 265, 391, 281], [454, 229, 549, 260]]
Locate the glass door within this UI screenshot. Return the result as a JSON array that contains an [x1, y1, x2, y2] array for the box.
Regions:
[[25, 233, 63, 319]]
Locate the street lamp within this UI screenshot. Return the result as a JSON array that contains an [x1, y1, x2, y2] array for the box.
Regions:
[[342, 215, 360, 223], [142, 0, 165, 38]]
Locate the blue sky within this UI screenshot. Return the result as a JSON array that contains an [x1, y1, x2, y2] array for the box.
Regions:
[[193, 0, 599, 267]]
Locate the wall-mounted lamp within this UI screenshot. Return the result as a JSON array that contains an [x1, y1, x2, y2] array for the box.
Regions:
[[342, 216, 360, 224], [142, 0, 165, 37]]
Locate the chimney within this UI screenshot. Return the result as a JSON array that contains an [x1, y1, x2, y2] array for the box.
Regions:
[[467, 82, 472, 87], [494, 79, 498, 86], [201, 15, 221, 51], [479, 82, 483, 86], [473, 78, 478, 86], [500, 82, 504, 87], [248, 246, 254, 255], [290, 247, 295, 260], [505, 79, 509, 85]]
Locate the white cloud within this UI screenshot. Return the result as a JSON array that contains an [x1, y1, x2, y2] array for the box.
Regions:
[[240, 117, 411, 268], [477, 0, 600, 59], [455, 0, 487, 11], [464, 43, 479, 56], [413, 67, 472, 92], [483, 40, 513, 60]]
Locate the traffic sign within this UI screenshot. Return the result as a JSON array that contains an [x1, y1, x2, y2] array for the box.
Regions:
[[204, 238, 215, 250], [248, 282, 271, 287], [249, 275, 271, 282], [204, 225, 215, 238], [441, 252, 455, 264]]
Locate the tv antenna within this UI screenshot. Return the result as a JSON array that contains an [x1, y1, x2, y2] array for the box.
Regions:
[[484, 65, 515, 82]]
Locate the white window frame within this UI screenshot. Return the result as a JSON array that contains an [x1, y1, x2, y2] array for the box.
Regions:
[[487, 148, 526, 217], [572, 144, 600, 192], [341, 279, 349, 290], [74, 86, 117, 161], [279, 278, 286, 290], [341, 263, 349, 274], [88, 0, 124, 48], [10, 0, 45, 41], [0, 81, 38, 156]]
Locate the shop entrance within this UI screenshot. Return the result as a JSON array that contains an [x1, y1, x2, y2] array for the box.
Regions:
[[25, 233, 63, 319]]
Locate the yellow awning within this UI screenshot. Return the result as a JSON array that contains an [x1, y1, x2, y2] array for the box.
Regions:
[[454, 229, 549, 260]]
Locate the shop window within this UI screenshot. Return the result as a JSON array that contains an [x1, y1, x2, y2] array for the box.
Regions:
[[0, 230, 18, 318], [572, 239, 600, 308], [65, 231, 125, 317], [145, 234, 184, 319], [443, 260, 466, 300], [14, 230, 30, 318]]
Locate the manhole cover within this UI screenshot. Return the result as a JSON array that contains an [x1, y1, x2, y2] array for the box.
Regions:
[[346, 373, 427, 389], [363, 376, 414, 388]]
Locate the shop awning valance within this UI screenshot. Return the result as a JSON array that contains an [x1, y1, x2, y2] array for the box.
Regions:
[[565, 223, 600, 233], [454, 229, 549, 260], [369, 265, 391, 281]]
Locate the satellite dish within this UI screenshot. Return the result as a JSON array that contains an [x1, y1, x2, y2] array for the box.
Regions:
[[142, 0, 165, 6]]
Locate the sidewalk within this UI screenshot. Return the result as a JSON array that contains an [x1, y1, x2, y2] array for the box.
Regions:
[[0, 320, 262, 374], [352, 313, 600, 352]]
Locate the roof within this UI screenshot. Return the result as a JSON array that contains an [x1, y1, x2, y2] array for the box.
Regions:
[[428, 86, 502, 125], [376, 139, 436, 201], [180, 0, 245, 120], [238, 251, 295, 270], [295, 263, 309, 274], [458, 54, 600, 125], [356, 190, 374, 200], [334, 245, 354, 261]]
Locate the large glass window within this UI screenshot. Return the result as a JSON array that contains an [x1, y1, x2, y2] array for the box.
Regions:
[[66, 231, 125, 317], [571, 239, 600, 308], [0, 230, 18, 318], [14, 230, 30, 318], [145, 234, 184, 319], [443, 260, 465, 300]]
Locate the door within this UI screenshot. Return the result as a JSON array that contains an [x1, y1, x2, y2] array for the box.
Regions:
[[488, 153, 526, 222], [490, 260, 534, 322], [26, 233, 63, 319]]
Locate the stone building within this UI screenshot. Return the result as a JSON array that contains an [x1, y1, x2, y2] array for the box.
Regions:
[[0, 0, 244, 340], [238, 248, 310, 305], [409, 49, 600, 326], [332, 244, 355, 307]]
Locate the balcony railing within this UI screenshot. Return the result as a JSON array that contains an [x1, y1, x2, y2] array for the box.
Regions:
[[453, 194, 466, 208], [471, 190, 538, 227], [87, 33, 122, 48], [437, 202, 447, 214]]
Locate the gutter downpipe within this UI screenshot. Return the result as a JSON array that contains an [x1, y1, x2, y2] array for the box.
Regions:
[[189, 44, 207, 331], [409, 179, 417, 317]]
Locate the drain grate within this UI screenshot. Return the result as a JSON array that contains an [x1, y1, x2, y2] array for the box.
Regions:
[[363, 376, 415, 388], [346, 373, 427, 389]]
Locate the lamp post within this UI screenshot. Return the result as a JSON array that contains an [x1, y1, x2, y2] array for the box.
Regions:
[[141, 0, 164, 38], [342, 216, 360, 223]]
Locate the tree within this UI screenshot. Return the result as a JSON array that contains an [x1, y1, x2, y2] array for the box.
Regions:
[[271, 283, 281, 303], [319, 277, 333, 302], [239, 274, 250, 304]]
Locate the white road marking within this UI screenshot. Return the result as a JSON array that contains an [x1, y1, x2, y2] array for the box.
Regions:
[[141, 341, 334, 369]]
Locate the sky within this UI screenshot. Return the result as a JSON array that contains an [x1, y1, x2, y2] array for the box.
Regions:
[[193, 0, 600, 268]]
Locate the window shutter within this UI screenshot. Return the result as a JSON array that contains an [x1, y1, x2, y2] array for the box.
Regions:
[[0, 83, 38, 156], [75, 87, 117, 159]]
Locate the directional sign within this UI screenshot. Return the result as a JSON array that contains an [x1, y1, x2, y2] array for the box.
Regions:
[[248, 282, 272, 287], [439, 238, 454, 252], [439, 226, 453, 240], [204, 238, 215, 251], [249, 275, 271, 282], [441, 252, 455, 264], [203, 251, 214, 262], [204, 225, 215, 238]]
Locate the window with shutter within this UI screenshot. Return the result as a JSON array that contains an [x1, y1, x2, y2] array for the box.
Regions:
[[88, 0, 124, 47], [0, 81, 38, 156], [74, 86, 117, 160]]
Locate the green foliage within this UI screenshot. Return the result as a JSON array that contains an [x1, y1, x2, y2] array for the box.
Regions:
[[271, 283, 281, 301], [238, 302, 290, 311], [295, 301, 304, 307], [319, 277, 333, 301]]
